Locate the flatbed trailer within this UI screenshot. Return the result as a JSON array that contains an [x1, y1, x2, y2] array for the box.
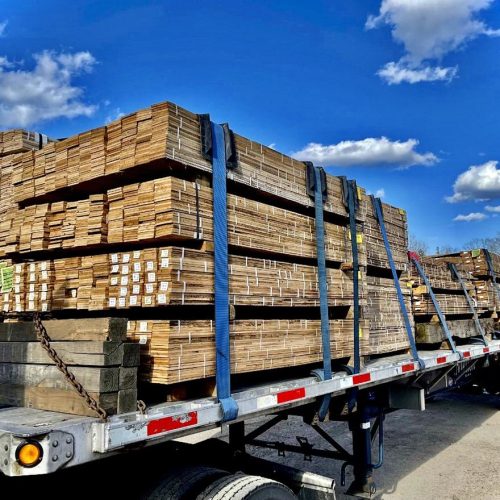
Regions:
[[1, 337, 498, 498]]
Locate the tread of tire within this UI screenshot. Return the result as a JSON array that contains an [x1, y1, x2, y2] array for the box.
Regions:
[[145, 465, 228, 499], [196, 473, 296, 500]]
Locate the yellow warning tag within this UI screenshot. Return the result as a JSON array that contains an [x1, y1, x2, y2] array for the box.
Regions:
[[357, 186, 363, 200], [357, 234, 363, 244], [358, 271, 362, 280], [359, 327, 363, 339]]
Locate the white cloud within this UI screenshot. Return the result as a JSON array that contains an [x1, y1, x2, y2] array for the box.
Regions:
[[105, 107, 126, 124], [453, 212, 488, 222], [0, 20, 7, 37], [374, 188, 385, 198], [0, 50, 98, 128], [292, 137, 438, 168], [485, 204, 500, 213], [268, 143, 277, 150], [446, 161, 500, 202], [377, 61, 457, 85], [367, 0, 500, 84]]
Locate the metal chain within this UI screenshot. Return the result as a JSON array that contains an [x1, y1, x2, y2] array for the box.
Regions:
[[137, 400, 147, 415], [33, 313, 108, 421]]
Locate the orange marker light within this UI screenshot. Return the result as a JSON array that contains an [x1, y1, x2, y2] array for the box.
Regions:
[[16, 441, 43, 468]]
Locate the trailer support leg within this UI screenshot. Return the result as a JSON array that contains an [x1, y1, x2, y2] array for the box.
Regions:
[[229, 421, 246, 453], [346, 400, 376, 498]]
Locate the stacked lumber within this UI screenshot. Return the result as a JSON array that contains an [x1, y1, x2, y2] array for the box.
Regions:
[[365, 276, 412, 355], [11, 103, 366, 220], [406, 257, 473, 291], [408, 255, 497, 344], [0, 130, 52, 257], [363, 199, 408, 271], [415, 318, 497, 344], [1, 176, 366, 265], [127, 318, 369, 384], [0, 129, 51, 157], [0, 318, 139, 416], [0, 100, 417, 416], [1, 248, 364, 313], [434, 249, 500, 278]]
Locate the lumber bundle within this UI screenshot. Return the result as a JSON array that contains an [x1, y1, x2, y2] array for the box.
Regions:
[[363, 199, 408, 271], [127, 318, 370, 384], [11, 103, 367, 221], [433, 249, 500, 278], [365, 276, 411, 355], [0, 129, 51, 157], [2, 176, 366, 265], [406, 257, 473, 291], [1, 247, 365, 313], [415, 318, 496, 344], [0, 318, 139, 416]]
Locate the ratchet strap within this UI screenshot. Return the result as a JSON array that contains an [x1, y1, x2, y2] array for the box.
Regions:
[[306, 162, 332, 420], [200, 114, 238, 422], [409, 253, 460, 357], [448, 263, 487, 346], [341, 177, 361, 374], [371, 197, 424, 369]]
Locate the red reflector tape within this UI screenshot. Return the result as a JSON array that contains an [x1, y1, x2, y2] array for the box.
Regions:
[[147, 411, 198, 436], [277, 388, 306, 404], [402, 363, 415, 373], [353, 373, 371, 385], [463, 351, 471, 358], [483, 347, 490, 354], [277, 387, 306, 404], [436, 356, 447, 364]]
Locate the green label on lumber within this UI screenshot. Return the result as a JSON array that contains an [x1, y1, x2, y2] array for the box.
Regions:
[[0, 266, 13, 293], [471, 249, 481, 258]]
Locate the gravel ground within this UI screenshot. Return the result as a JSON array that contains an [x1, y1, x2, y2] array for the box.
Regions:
[[247, 391, 500, 499], [1, 391, 498, 499]]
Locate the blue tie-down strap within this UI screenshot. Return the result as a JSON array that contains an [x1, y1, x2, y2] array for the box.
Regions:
[[371, 197, 425, 370], [409, 254, 460, 359], [448, 263, 487, 346], [341, 178, 361, 375], [312, 166, 332, 420], [211, 121, 238, 422]]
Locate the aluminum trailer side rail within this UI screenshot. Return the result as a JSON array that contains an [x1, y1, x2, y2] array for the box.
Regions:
[[0, 340, 498, 477]]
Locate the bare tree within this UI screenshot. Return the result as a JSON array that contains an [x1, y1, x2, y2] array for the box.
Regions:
[[408, 234, 428, 256], [464, 232, 500, 253], [434, 245, 457, 255]]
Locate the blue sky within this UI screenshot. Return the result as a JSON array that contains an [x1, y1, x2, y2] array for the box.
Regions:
[[0, 0, 499, 251]]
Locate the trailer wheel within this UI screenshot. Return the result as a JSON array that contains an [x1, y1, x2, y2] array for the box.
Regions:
[[196, 473, 296, 499], [143, 465, 228, 499]]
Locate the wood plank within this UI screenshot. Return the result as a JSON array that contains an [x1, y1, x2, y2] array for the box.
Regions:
[[0, 384, 120, 416], [0, 341, 137, 366], [0, 364, 120, 392], [0, 318, 128, 342], [415, 318, 496, 343]]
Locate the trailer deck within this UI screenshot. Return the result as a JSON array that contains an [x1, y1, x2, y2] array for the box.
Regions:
[[1, 338, 498, 478]]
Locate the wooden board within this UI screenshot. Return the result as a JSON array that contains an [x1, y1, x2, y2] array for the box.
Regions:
[[0, 385, 135, 416], [0, 341, 139, 366], [0, 318, 128, 342]]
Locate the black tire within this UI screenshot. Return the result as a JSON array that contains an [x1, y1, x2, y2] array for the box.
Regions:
[[196, 473, 296, 500], [144, 465, 229, 500]]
